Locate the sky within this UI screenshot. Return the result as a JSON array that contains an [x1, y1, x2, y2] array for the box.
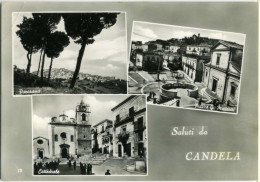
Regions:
[[13, 12, 127, 80], [33, 95, 129, 138], [132, 21, 246, 45]]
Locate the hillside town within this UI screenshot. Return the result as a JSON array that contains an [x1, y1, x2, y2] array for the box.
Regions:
[[14, 66, 127, 94], [33, 95, 147, 175], [129, 32, 244, 113], [13, 12, 127, 95]]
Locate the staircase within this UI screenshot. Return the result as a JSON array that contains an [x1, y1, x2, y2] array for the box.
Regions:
[[59, 158, 69, 164], [199, 88, 214, 102], [76, 155, 107, 165]]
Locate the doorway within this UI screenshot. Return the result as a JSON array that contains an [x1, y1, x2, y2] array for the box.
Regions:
[[126, 143, 131, 157], [138, 143, 144, 158], [118, 145, 122, 157], [38, 150, 43, 159], [212, 78, 218, 92], [61, 148, 68, 158]]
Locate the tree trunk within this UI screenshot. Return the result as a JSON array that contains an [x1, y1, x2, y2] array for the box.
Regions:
[[157, 59, 161, 81], [40, 51, 46, 86], [37, 49, 43, 76], [47, 57, 53, 83], [26, 52, 32, 76], [70, 42, 87, 89]]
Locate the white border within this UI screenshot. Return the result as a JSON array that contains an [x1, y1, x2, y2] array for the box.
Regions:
[[31, 93, 148, 177], [12, 11, 128, 97], [128, 20, 247, 115]]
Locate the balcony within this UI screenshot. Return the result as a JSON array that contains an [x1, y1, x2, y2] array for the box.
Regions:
[[115, 113, 134, 127], [134, 123, 146, 132], [117, 132, 130, 144], [102, 134, 113, 145]]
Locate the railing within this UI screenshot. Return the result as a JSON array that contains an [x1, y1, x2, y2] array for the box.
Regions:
[[117, 132, 130, 143], [134, 123, 146, 131], [115, 113, 134, 124]]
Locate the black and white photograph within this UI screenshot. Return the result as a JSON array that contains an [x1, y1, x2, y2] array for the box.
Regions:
[[32, 94, 147, 175], [128, 21, 246, 114], [13, 12, 127, 96]]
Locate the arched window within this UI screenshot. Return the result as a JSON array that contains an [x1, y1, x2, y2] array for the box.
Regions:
[[82, 114, 86, 121]]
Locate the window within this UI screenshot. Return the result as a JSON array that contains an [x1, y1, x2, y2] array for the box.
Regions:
[[230, 85, 237, 97], [129, 107, 134, 117], [121, 126, 127, 134], [138, 132, 143, 141], [71, 135, 74, 142], [102, 125, 104, 132], [216, 53, 221, 65], [55, 135, 58, 142], [137, 117, 144, 129], [116, 114, 120, 123], [82, 114, 86, 121], [37, 139, 43, 144], [205, 70, 208, 77], [60, 132, 66, 139]]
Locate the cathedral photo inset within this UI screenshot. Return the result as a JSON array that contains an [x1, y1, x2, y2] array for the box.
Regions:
[[32, 95, 147, 175]]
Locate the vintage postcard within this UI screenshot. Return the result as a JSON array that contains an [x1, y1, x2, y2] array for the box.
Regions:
[[13, 12, 127, 96], [128, 21, 246, 114], [32, 94, 147, 175]]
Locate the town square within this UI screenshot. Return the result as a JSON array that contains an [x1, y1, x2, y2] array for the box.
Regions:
[[33, 95, 147, 175], [128, 22, 245, 113]]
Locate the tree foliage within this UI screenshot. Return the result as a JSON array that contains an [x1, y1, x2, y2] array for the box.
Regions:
[[45, 31, 70, 82], [16, 17, 42, 75], [62, 13, 119, 88]]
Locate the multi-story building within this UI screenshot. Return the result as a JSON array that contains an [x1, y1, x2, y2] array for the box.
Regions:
[[132, 41, 143, 50], [165, 43, 180, 53], [142, 44, 148, 52], [48, 99, 92, 158], [186, 43, 212, 56], [182, 54, 210, 82], [92, 119, 113, 155], [203, 40, 243, 105], [134, 52, 163, 72], [111, 95, 147, 158]]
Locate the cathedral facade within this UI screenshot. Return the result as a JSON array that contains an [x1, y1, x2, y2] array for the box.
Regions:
[[48, 99, 92, 159]]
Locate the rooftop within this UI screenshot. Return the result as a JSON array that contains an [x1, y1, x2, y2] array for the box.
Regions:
[[93, 119, 113, 127], [182, 53, 210, 60], [214, 40, 244, 50], [111, 95, 136, 111]]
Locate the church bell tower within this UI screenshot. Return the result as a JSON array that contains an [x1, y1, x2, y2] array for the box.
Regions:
[[76, 98, 92, 157]]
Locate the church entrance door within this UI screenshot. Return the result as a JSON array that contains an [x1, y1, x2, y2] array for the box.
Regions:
[[38, 150, 43, 159], [60, 144, 70, 158], [62, 148, 68, 158]]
